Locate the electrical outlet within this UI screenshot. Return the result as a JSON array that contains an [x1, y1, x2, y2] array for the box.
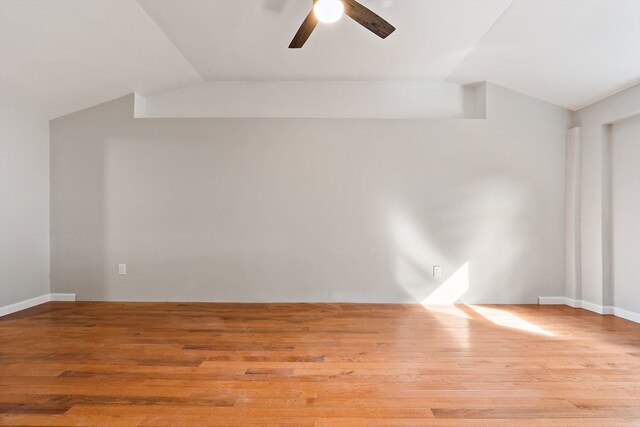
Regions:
[[118, 264, 127, 276], [433, 265, 442, 278]]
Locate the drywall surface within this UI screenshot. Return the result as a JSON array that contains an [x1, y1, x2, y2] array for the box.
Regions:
[[565, 127, 581, 301], [0, 104, 50, 306], [50, 83, 569, 303], [134, 81, 485, 119], [610, 115, 640, 314], [571, 84, 640, 307]]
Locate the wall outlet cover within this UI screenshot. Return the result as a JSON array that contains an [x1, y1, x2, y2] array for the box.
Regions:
[[433, 266, 442, 278]]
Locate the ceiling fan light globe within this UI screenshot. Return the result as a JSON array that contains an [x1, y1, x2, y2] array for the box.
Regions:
[[313, 0, 344, 24]]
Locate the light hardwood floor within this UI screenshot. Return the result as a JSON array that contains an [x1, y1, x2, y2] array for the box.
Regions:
[[0, 302, 638, 426]]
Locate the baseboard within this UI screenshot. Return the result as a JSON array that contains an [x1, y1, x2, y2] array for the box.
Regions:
[[612, 307, 640, 323], [50, 293, 77, 302], [0, 294, 51, 317], [580, 300, 613, 315], [537, 297, 566, 305], [562, 297, 580, 308], [539, 296, 639, 323], [0, 293, 76, 317]]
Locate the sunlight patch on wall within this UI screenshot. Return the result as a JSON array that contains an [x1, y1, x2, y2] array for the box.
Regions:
[[422, 262, 469, 304], [467, 305, 555, 336]]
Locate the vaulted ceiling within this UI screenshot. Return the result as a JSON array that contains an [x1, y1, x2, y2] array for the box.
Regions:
[[1, 0, 638, 119]]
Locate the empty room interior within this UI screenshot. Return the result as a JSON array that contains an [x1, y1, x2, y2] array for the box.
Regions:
[[1, 0, 639, 425]]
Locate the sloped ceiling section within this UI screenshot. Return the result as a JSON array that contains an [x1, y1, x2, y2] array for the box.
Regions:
[[0, 0, 638, 119], [448, 0, 640, 110], [0, 0, 202, 119]]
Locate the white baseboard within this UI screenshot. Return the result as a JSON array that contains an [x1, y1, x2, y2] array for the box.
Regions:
[[537, 296, 566, 305], [0, 294, 51, 317], [0, 293, 76, 317], [563, 297, 581, 308], [612, 307, 640, 323], [51, 293, 77, 302], [539, 296, 639, 323], [580, 300, 613, 315]]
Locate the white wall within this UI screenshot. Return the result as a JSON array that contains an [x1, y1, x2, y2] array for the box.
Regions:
[[134, 81, 484, 119], [564, 127, 581, 302], [0, 103, 50, 306], [569, 83, 640, 318], [50, 83, 569, 303], [610, 115, 640, 314]]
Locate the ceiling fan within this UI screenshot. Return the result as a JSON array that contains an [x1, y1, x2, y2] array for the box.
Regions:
[[289, 0, 395, 48]]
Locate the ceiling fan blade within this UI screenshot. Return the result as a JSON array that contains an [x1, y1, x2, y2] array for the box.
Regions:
[[342, 0, 395, 39], [289, 10, 318, 48]]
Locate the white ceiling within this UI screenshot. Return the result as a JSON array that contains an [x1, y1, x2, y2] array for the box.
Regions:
[[448, 0, 640, 110], [135, 0, 511, 80], [0, 0, 638, 119], [0, 0, 202, 119]]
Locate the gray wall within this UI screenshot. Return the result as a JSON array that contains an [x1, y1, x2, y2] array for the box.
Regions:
[[0, 103, 50, 306], [610, 114, 640, 314], [570, 84, 640, 310], [50, 83, 569, 303]]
